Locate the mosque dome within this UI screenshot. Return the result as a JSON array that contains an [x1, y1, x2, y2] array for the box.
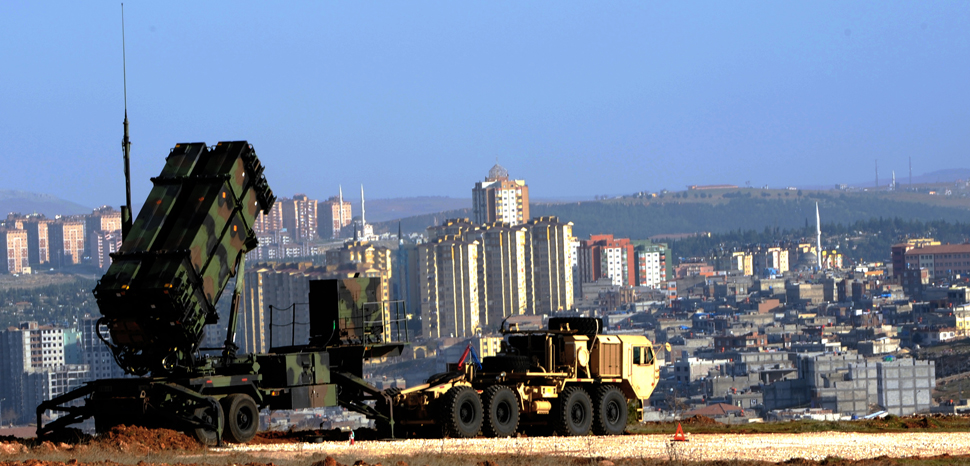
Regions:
[[487, 163, 509, 181]]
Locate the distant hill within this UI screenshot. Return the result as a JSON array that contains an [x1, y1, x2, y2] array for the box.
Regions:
[[359, 196, 470, 222], [374, 189, 970, 240], [801, 168, 970, 190], [0, 190, 91, 218]]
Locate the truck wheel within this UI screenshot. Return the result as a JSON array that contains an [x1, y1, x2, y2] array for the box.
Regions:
[[555, 386, 592, 436], [438, 386, 482, 438], [221, 394, 259, 444], [482, 386, 519, 437], [192, 400, 224, 446], [592, 385, 628, 435]]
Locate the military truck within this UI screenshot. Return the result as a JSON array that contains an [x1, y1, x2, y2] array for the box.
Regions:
[[382, 317, 664, 438], [36, 141, 407, 445]]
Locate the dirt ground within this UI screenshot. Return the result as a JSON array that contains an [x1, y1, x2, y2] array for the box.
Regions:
[[2, 424, 970, 466]]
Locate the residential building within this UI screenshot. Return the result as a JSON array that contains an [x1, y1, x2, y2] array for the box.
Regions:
[[634, 242, 669, 288], [252, 201, 284, 235], [478, 222, 530, 330], [0, 228, 29, 274], [319, 195, 353, 239], [22, 217, 51, 266], [472, 164, 530, 226], [904, 244, 970, 279], [419, 236, 481, 339], [891, 238, 940, 277], [48, 219, 85, 267], [577, 234, 635, 287], [525, 217, 574, 314], [281, 194, 318, 242]]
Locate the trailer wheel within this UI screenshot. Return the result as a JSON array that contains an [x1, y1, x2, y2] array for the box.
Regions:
[[192, 400, 224, 446], [438, 386, 482, 438], [221, 394, 259, 444], [592, 385, 627, 435], [555, 386, 592, 436], [482, 386, 519, 437]]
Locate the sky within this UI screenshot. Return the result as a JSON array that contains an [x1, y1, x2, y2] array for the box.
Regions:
[[1, 2, 968, 208]]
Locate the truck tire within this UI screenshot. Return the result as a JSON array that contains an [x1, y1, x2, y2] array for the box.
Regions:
[[592, 385, 628, 435], [555, 386, 592, 436], [482, 355, 530, 373], [438, 386, 483, 438], [192, 400, 224, 446], [221, 393, 259, 444], [548, 317, 601, 336], [482, 385, 519, 438]]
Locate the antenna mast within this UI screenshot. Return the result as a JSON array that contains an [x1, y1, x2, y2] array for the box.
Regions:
[[121, 3, 133, 240]]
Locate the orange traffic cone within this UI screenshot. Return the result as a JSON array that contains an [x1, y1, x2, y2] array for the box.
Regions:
[[672, 423, 688, 442]]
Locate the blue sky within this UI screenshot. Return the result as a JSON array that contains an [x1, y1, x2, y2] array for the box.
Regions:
[[1, 2, 968, 208]]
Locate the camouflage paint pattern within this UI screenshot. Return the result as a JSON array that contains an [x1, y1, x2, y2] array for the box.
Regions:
[[308, 278, 391, 346], [94, 141, 275, 375]]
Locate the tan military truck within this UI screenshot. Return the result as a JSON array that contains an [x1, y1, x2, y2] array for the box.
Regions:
[[383, 317, 664, 438]]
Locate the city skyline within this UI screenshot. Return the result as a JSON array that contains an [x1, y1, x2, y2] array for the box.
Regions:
[[2, 3, 969, 209]]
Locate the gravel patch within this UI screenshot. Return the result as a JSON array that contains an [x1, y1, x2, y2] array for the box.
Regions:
[[220, 432, 970, 462]]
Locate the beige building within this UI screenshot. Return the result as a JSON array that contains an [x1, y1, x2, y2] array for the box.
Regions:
[[731, 251, 754, 276], [0, 228, 29, 274], [525, 216, 574, 314], [472, 164, 530, 226], [419, 236, 481, 339], [479, 222, 530, 330]]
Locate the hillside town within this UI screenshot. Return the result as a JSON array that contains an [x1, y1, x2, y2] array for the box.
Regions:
[[0, 163, 968, 429]]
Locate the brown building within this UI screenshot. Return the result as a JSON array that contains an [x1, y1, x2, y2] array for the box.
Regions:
[[904, 243, 970, 279], [891, 238, 940, 277], [472, 164, 530, 226], [0, 228, 29, 273]]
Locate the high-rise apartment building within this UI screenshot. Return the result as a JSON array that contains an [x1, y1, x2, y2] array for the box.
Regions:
[[577, 234, 635, 287], [0, 323, 82, 423], [85, 206, 122, 239], [252, 201, 284, 235], [49, 219, 85, 267], [525, 217, 574, 314], [0, 228, 29, 274], [281, 194, 318, 242], [419, 236, 481, 339], [22, 218, 50, 266], [472, 164, 530, 226], [479, 222, 530, 330], [319, 195, 353, 239], [635, 243, 668, 288]]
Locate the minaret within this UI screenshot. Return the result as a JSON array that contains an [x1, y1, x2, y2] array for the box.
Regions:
[[816, 202, 822, 270], [360, 184, 366, 226], [892, 171, 896, 190], [338, 185, 344, 231]]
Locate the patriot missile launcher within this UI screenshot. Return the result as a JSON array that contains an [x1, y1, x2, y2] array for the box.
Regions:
[[37, 142, 408, 445]]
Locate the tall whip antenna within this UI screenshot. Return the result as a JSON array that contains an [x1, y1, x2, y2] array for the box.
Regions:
[[120, 3, 133, 239]]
